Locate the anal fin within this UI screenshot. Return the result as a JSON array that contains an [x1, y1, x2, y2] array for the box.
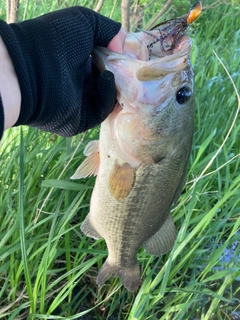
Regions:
[[81, 215, 102, 240], [143, 214, 176, 256]]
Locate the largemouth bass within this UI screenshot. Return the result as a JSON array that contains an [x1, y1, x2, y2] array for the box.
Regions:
[[72, 6, 201, 291]]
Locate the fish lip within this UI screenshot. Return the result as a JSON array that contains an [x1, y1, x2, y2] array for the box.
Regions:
[[93, 46, 120, 58], [92, 47, 131, 73], [173, 35, 192, 54]]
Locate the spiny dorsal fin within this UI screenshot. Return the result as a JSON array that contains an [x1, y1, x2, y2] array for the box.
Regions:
[[143, 214, 176, 256], [71, 140, 100, 179], [108, 161, 135, 201]]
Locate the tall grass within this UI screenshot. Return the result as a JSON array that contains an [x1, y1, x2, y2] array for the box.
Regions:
[[0, 0, 239, 319]]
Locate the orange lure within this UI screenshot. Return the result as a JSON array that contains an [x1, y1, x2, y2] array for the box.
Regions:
[[187, 1, 202, 25], [148, 1, 202, 53]]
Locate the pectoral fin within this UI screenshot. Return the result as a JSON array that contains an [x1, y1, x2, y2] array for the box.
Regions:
[[81, 215, 102, 240], [108, 161, 135, 201], [143, 214, 176, 256], [71, 140, 100, 179]]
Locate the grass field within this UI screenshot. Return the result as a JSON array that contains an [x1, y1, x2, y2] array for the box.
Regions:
[[0, 0, 239, 319]]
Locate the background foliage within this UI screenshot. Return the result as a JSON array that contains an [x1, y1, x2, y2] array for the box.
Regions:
[[0, 0, 239, 319]]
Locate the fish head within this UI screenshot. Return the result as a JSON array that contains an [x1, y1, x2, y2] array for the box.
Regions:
[[93, 32, 194, 167]]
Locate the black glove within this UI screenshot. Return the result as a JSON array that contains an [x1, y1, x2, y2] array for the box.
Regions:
[[0, 6, 121, 137], [0, 97, 3, 141]]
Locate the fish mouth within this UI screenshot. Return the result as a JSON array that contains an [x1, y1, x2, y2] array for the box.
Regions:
[[171, 35, 192, 56], [92, 34, 191, 84], [92, 34, 191, 74]]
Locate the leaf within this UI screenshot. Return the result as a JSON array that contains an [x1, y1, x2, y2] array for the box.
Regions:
[[202, 268, 239, 283], [41, 179, 93, 191]]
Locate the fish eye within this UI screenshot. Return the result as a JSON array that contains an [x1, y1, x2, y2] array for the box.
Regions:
[[176, 87, 192, 104]]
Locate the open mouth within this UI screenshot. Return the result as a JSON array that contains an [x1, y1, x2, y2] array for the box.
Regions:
[[93, 1, 201, 68], [143, 32, 191, 60], [92, 33, 191, 85], [93, 33, 191, 69]]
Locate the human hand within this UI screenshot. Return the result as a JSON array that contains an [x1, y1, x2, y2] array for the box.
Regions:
[[0, 7, 126, 137], [107, 28, 126, 53]]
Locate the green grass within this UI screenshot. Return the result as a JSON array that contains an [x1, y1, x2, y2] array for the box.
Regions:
[[0, 0, 239, 319]]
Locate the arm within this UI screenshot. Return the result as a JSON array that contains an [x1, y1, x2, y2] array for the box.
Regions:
[[0, 7, 126, 141], [0, 35, 21, 131]]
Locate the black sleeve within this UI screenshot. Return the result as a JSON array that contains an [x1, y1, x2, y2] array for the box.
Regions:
[[0, 7, 121, 138]]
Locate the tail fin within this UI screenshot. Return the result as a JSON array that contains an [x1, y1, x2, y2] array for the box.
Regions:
[[96, 258, 140, 292], [118, 263, 140, 292], [96, 259, 116, 287]]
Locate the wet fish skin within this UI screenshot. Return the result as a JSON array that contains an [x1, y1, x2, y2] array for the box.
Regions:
[[72, 32, 194, 291]]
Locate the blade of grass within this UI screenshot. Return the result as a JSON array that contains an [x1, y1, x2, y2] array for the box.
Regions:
[[19, 128, 33, 311], [34, 132, 86, 224]]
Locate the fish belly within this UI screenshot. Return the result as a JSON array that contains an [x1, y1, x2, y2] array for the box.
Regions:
[[82, 154, 183, 291]]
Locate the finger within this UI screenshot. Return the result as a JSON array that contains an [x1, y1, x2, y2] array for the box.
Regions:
[[107, 28, 127, 53]]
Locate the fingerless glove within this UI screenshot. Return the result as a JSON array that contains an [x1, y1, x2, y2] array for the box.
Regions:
[[0, 6, 121, 138], [0, 97, 3, 141]]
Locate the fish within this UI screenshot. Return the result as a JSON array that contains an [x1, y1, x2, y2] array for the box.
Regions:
[[71, 5, 201, 291]]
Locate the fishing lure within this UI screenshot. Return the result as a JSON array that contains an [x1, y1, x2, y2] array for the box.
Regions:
[[147, 1, 202, 55]]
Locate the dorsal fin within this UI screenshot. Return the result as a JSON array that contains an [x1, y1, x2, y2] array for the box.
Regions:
[[71, 140, 100, 179]]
